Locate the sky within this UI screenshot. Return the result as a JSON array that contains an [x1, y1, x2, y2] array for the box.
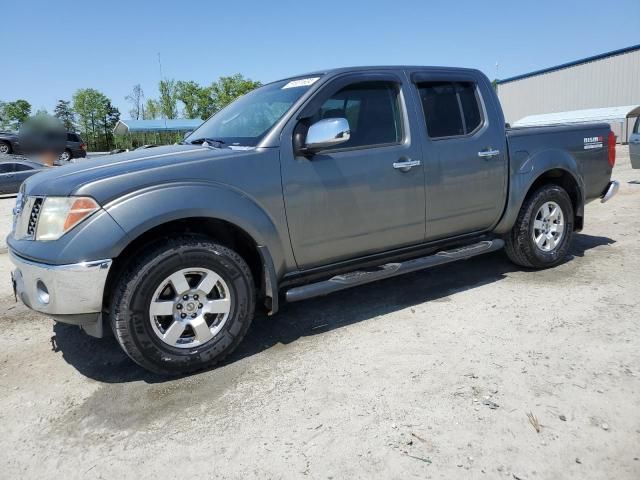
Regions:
[[1, 0, 639, 119]]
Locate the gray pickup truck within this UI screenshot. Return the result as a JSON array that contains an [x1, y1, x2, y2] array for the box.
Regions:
[[9, 66, 619, 375]]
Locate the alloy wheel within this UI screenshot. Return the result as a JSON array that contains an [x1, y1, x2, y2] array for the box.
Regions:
[[532, 201, 565, 252], [148, 267, 231, 348]]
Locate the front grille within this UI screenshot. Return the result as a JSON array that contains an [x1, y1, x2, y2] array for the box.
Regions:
[[13, 196, 44, 240], [26, 198, 43, 237]]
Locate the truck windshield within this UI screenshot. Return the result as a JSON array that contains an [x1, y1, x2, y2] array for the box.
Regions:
[[186, 77, 320, 147]]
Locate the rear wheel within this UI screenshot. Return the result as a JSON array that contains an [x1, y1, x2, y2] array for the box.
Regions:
[[110, 236, 255, 375], [0, 141, 11, 155], [504, 184, 574, 268]]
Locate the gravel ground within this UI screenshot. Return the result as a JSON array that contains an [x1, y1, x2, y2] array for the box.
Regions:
[[0, 147, 638, 479]]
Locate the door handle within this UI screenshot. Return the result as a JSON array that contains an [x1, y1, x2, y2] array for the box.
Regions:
[[393, 159, 421, 171], [478, 149, 500, 159]]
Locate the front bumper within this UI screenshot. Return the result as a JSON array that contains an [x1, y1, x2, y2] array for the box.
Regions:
[[10, 249, 112, 320]]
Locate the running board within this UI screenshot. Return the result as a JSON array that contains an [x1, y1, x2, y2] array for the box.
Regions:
[[285, 239, 504, 303]]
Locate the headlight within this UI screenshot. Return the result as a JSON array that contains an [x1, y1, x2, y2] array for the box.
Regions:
[[36, 197, 100, 241]]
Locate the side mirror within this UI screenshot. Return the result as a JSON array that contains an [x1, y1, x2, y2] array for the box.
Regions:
[[304, 118, 350, 152]]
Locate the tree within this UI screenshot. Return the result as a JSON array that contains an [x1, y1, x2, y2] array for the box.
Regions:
[[0, 99, 32, 130], [144, 99, 160, 119], [158, 79, 178, 119], [100, 101, 120, 150], [176, 80, 207, 119], [72, 88, 113, 150], [54, 100, 76, 131], [125, 84, 145, 120], [208, 74, 261, 115]]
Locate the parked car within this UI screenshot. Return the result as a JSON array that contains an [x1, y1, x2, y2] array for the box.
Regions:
[[57, 132, 87, 163], [9, 66, 619, 375], [631, 116, 640, 169], [0, 131, 19, 155], [0, 130, 86, 162], [0, 158, 45, 195]]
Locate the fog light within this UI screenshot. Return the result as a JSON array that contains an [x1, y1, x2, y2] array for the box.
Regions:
[[36, 280, 50, 304]]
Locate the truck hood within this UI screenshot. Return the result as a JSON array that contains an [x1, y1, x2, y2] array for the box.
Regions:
[[22, 144, 253, 201]]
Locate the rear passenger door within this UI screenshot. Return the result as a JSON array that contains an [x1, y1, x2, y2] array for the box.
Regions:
[[411, 72, 507, 240]]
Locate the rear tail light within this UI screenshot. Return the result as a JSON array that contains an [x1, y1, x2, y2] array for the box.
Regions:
[[80, 143, 87, 151], [607, 131, 616, 168]]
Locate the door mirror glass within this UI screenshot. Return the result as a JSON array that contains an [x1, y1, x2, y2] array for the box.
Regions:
[[304, 118, 350, 152]]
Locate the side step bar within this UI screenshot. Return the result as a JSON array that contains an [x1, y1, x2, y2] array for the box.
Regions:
[[285, 239, 504, 303]]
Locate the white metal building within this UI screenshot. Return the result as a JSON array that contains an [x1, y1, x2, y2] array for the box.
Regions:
[[496, 44, 640, 142]]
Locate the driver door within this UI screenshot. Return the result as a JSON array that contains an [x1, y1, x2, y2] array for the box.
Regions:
[[280, 73, 426, 269]]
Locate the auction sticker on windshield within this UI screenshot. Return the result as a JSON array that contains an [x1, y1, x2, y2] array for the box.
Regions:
[[282, 77, 320, 89]]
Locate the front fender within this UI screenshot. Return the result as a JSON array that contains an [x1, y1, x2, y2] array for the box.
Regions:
[[104, 181, 290, 276], [494, 149, 584, 234]]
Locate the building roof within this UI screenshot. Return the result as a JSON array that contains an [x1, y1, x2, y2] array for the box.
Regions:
[[113, 119, 204, 135], [513, 105, 640, 127], [497, 44, 640, 85]]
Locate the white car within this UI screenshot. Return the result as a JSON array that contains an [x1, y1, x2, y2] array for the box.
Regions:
[[630, 116, 640, 169]]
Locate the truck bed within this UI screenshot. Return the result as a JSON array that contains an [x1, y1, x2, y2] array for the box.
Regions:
[[506, 122, 613, 202]]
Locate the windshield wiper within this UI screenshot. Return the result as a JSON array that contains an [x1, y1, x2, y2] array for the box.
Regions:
[[189, 138, 227, 148]]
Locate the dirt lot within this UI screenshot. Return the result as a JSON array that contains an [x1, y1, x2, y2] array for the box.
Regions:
[[0, 147, 638, 479]]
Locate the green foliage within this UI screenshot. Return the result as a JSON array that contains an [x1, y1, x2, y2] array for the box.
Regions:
[[0, 99, 32, 130], [3, 73, 262, 151], [53, 100, 76, 131], [159, 79, 178, 119], [207, 74, 262, 116], [72, 88, 120, 150], [144, 99, 160, 119], [176, 80, 208, 119]]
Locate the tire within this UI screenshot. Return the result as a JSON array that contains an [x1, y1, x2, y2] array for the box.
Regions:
[[0, 141, 11, 155], [59, 149, 72, 162], [110, 236, 255, 375], [504, 184, 574, 269]]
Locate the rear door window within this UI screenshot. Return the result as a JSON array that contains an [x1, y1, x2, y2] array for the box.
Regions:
[[457, 83, 482, 133], [417, 81, 484, 139], [0, 163, 14, 173]]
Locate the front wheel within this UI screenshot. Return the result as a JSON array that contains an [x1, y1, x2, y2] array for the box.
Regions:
[[59, 149, 72, 162], [504, 184, 574, 269], [0, 141, 11, 155], [110, 236, 255, 375]]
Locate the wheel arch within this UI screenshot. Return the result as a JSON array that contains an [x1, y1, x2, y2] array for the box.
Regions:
[[102, 184, 286, 316], [103, 216, 280, 317], [495, 151, 585, 234]]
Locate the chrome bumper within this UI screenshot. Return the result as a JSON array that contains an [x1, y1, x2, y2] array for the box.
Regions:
[[600, 180, 619, 203], [9, 250, 112, 316]]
